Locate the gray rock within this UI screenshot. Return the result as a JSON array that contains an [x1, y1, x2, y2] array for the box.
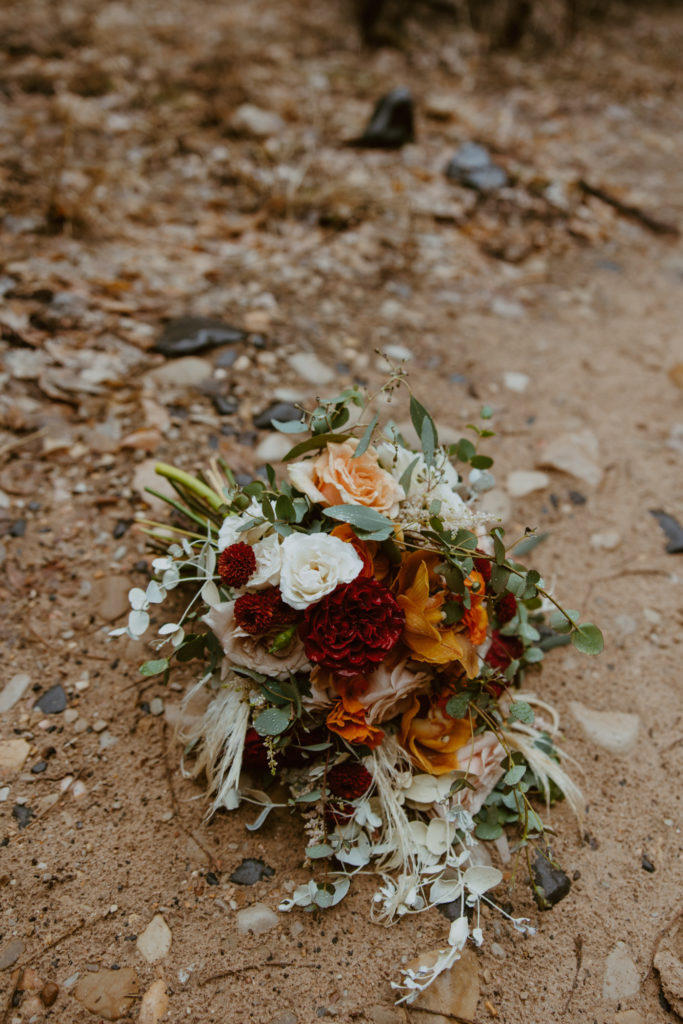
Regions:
[[590, 530, 621, 551], [254, 434, 293, 463], [270, 1013, 298, 1024], [230, 858, 275, 885], [34, 684, 67, 714], [0, 938, 24, 970], [236, 903, 279, 935], [445, 142, 508, 192], [603, 942, 640, 1001], [348, 87, 415, 149], [537, 429, 603, 487], [136, 914, 172, 963], [145, 356, 213, 391], [231, 104, 285, 138], [155, 316, 246, 358], [0, 672, 31, 712], [531, 850, 571, 909], [13, 804, 34, 829], [569, 702, 640, 754], [75, 967, 140, 1020], [253, 402, 302, 430]]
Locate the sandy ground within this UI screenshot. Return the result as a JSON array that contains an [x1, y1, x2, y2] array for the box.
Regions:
[[1, 1, 683, 1022]]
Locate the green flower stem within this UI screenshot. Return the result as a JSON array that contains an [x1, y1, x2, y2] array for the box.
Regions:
[[154, 462, 224, 511]]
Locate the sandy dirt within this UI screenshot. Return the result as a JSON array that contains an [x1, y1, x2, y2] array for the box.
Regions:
[[1, 1, 683, 1022]]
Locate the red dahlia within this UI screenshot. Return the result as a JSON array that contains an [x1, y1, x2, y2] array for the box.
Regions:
[[242, 727, 269, 770], [496, 592, 518, 625], [327, 762, 373, 801], [485, 630, 524, 671], [474, 552, 492, 584], [218, 542, 256, 588], [234, 592, 274, 634], [299, 577, 404, 678]]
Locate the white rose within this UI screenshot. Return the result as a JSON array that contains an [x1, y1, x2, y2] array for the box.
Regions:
[[245, 533, 282, 590], [279, 533, 363, 610], [217, 498, 275, 551]]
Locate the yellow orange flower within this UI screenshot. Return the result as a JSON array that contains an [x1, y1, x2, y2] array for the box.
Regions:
[[462, 570, 488, 646], [326, 693, 384, 748], [399, 692, 473, 775], [394, 552, 478, 676]]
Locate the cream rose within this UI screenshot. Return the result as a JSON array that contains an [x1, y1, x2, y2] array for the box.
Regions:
[[357, 658, 431, 723], [288, 440, 404, 517], [279, 532, 363, 610], [217, 498, 275, 551], [204, 601, 309, 680], [245, 533, 282, 590], [454, 732, 506, 815]]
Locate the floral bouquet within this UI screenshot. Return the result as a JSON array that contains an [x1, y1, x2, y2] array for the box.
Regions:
[[114, 375, 602, 1001]]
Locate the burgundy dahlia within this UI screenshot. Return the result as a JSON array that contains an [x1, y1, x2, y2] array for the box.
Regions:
[[218, 542, 256, 588], [242, 727, 269, 770], [327, 762, 373, 801], [496, 592, 518, 625], [234, 592, 275, 634], [474, 552, 492, 584], [485, 630, 524, 671], [299, 577, 404, 677]]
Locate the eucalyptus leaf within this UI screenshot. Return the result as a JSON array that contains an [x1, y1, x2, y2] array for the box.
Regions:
[[504, 764, 527, 786], [253, 706, 290, 736], [398, 455, 421, 494], [514, 531, 549, 557], [352, 412, 379, 458], [571, 623, 604, 655], [139, 658, 169, 676], [272, 418, 307, 434], [446, 693, 470, 719], [322, 504, 394, 539], [306, 843, 334, 859], [508, 700, 535, 725], [283, 432, 352, 463]]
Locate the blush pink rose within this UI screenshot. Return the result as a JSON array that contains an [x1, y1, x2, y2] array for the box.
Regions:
[[454, 732, 506, 814], [288, 440, 404, 517]]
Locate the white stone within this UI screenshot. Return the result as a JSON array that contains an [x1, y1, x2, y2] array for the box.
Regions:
[[506, 470, 550, 497], [537, 429, 603, 487], [491, 297, 524, 319], [133, 460, 178, 514], [236, 903, 279, 936], [569, 702, 640, 754], [145, 357, 213, 391], [0, 739, 31, 778], [255, 434, 294, 463], [603, 942, 640, 1001], [384, 343, 413, 361], [478, 489, 511, 524], [503, 371, 530, 393], [0, 673, 31, 713], [231, 104, 284, 138], [590, 530, 621, 551], [0, 787, 9, 802], [139, 979, 169, 1024], [136, 914, 172, 963], [289, 352, 335, 386]]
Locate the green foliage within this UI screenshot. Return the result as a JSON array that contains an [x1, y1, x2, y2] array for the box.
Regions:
[[253, 706, 291, 736]]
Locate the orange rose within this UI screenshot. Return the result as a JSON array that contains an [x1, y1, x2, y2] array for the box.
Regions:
[[326, 693, 384, 748], [394, 552, 478, 676], [399, 692, 473, 775], [288, 440, 404, 517]]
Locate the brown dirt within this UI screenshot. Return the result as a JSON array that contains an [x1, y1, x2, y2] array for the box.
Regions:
[[1, 1, 682, 1023]]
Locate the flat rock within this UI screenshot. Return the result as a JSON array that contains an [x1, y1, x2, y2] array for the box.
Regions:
[[145, 356, 213, 390], [270, 1013, 298, 1024], [34, 684, 67, 714], [478, 488, 512, 524], [614, 1012, 645, 1024], [506, 470, 550, 497], [236, 903, 279, 935], [590, 530, 621, 551], [653, 918, 683, 1016], [503, 371, 530, 392], [231, 103, 285, 138], [408, 946, 479, 1024], [155, 316, 245, 357], [136, 914, 172, 963], [603, 942, 640, 1001], [0, 672, 31, 713], [288, 352, 335, 386], [531, 850, 571, 909], [75, 967, 139, 1020], [537, 429, 603, 487], [0, 938, 25, 970], [254, 434, 293, 463], [133, 459, 178, 514], [367, 1006, 408, 1023], [91, 576, 132, 622], [0, 738, 31, 778], [139, 979, 170, 1024], [569, 702, 640, 754]]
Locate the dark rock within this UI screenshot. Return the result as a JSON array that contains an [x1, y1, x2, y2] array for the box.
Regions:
[[641, 852, 655, 873], [34, 684, 67, 715], [30, 761, 47, 774], [445, 142, 508, 192], [215, 349, 240, 369], [348, 87, 415, 149], [531, 850, 571, 909], [437, 894, 473, 923], [9, 519, 26, 538], [113, 519, 130, 539], [206, 872, 220, 886], [212, 395, 239, 416], [155, 316, 247, 358], [569, 490, 587, 505], [12, 804, 34, 829], [40, 981, 59, 1007], [253, 402, 302, 430], [650, 509, 683, 553], [230, 858, 275, 885]]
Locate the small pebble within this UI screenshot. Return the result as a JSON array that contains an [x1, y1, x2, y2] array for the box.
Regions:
[[149, 698, 164, 717], [33, 684, 67, 715], [236, 903, 279, 935], [230, 859, 275, 885]]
